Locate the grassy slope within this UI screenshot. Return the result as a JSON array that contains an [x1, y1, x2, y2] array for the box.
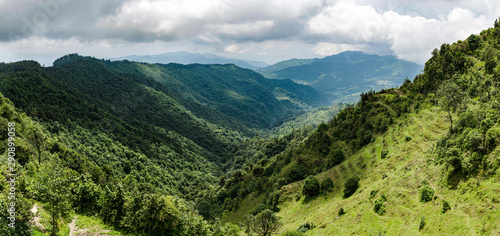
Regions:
[[276, 101, 500, 235]]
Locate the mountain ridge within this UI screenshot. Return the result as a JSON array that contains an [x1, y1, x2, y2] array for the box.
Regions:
[[110, 51, 268, 70]]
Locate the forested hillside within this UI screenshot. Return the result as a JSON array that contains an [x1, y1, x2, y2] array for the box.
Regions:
[[1, 18, 500, 236], [259, 51, 423, 103], [0, 53, 331, 235], [210, 21, 500, 235]]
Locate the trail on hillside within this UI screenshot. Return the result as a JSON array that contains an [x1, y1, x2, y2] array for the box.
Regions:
[[30, 204, 45, 232]]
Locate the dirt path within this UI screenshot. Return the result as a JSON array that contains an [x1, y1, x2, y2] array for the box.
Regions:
[[68, 216, 77, 236], [30, 204, 45, 232]]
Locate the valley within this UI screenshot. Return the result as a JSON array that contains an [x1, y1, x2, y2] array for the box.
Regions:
[[1, 21, 500, 236]]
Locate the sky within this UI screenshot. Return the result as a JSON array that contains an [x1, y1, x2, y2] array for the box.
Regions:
[[0, 0, 499, 66]]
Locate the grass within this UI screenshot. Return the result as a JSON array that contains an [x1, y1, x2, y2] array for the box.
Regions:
[[31, 203, 124, 236], [221, 192, 266, 224], [274, 105, 500, 235]]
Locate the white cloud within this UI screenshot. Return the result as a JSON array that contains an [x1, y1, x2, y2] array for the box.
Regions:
[[0, 0, 499, 64], [312, 42, 367, 56], [307, 1, 493, 63]]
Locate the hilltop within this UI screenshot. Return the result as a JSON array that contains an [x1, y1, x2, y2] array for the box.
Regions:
[[258, 51, 423, 103]]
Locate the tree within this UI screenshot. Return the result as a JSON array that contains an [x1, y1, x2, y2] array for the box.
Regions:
[[29, 163, 74, 235], [27, 125, 47, 165], [343, 175, 360, 198], [248, 209, 282, 236], [320, 177, 334, 194], [437, 81, 466, 133], [302, 176, 320, 198]]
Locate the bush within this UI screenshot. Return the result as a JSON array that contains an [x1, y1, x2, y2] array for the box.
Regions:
[[302, 176, 320, 198], [338, 207, 346, 216], [419, 216, 426, 230], [296, 222, 315, 233], [320, 178, 334, 193], [464, 129, 483, 151], [442, 200, 451, 213], [281, 230, 304, 236], [285, 165, 310, 183], [419, 185, 434, 202], [374, 198, 386, 215], [381, 150, 389, 159], [343, 175, 360, 198], [369, 189, 378, 199], [327, 149, 345, 168]]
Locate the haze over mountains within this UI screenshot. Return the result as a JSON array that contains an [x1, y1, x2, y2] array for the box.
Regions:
[[111, 51, 269, 70], [259, 51, 424, 103], [114, 51, 423, 104]]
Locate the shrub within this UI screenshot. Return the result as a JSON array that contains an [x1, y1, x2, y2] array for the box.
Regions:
[[369, 189, 378, 199], [374, 198, 386, 215], [338, 207, 346, 216], [405, 136, 412, 142], [280, 230, 304, 236], [302, 176, 320, 198], [381, 150, 389, 159], [285, 165, 310, 183], [419, 216, 426, 230], [464, 129, 483, 151], [320, 178, 334, 194], [442, 200, 451, 213], [296, 222, 315, 233], [419, 185, 434, 202], [343, 175, 360, 198], [327, 149, 345, 168]]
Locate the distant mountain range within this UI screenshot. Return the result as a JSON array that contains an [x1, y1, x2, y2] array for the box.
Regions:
[[111, 51, 268, 70], [258, 51, 423, 103]]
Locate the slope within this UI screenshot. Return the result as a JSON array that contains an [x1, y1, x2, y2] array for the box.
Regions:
[[98, 58, 329, 129], [214, 21, 500, 235], [259, 51, 423, 103], [0, 60, 226, 198]]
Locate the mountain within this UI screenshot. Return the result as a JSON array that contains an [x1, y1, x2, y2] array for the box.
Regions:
[[111, 51, 268, 70], [96, 57, 329, 129], [210, 24, 500, 235], [3, 21, 500, 236], [258, 51, 423, 103]]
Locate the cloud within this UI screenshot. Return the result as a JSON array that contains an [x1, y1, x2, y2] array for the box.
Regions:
[[306, 1, 493, 63], [0, 0, 498, 64]]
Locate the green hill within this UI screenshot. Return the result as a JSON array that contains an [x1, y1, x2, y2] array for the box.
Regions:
[[258, 51, 423, 103], [211, 22, 500, 235], [1, 19, 500, 236]]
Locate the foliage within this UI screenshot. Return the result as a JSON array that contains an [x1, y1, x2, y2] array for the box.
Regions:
[[280, 230, 305, 236], [338, 207, 346, 217], [27, 163, 75, 235], [285, 165, 310, 184], [419, 185, 434, 203], [373, 198, 386, 215], [380, 150, 389, 159], [343, 175, 360, 198], [419, 216, 426, 231], [442, 200, 451, 213], [436, 80, 467, 133], [327, 149, 345, 168], [302, 176, 320, 198], [246, 209, 282, 236], [296, 221, 315, 233], [320, 177, 334, 194]]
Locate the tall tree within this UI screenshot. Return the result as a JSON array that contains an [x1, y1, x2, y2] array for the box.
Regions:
[[437, 81, 467, 133], [248, 209, 282, 236]]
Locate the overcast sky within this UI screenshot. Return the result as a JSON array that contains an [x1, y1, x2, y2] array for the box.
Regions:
[[0, 0, 499, 66]]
